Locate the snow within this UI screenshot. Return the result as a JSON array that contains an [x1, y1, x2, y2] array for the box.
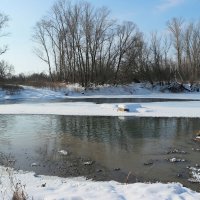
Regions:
[[31, 163, 39, 167], [2, 84, 200, 119], [0, 166, 199, 200], [169, 158, 186, 163], [1, 101, 200, 117], [117, 103, 141, 112], [0, 85, 64, 101], [58, 150, 68, 156], [188, 167, 200, 183], [1, 83, 200, 101]]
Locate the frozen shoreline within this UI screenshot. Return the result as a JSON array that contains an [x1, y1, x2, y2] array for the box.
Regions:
[[1, 84, 200, 118], [1, 83, 200, 101], [0, 166, 199, 200]]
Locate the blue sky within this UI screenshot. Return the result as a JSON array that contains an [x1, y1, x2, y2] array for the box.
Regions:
[[1, 0, 200, 74]]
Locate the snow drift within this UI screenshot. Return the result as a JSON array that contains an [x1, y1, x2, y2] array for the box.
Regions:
[[0, 166, 199, 200]]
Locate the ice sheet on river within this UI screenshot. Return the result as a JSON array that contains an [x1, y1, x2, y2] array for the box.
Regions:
[[1, 101, 200, 117]]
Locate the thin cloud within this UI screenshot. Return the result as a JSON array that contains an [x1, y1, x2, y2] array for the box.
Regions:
[[157, 0, 184, 12]]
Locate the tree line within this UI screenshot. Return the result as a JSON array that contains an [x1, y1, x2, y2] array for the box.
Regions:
[[33, 0, 200, 87], [2, 0, 200, 87], [33, 0, 141, 87]]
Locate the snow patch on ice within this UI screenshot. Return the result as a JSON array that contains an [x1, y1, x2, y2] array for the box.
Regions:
[[117, 103, 142, 112], [58, 150, 68, 156]]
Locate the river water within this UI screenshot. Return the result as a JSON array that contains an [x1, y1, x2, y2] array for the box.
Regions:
[[0, 114, 200, 191]]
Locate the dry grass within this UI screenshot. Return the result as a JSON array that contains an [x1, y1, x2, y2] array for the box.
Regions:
[[0, 155, 28, 200], [125, 171, 132, 184], [19, 81, 67, 89], [12, 183, 28, 200], [0, 84, 24, 95], [15, 81, 85, 93]]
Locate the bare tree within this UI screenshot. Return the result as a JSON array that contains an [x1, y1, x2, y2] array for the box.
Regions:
[[0, 13, 9, 55], [182, 21, 200, 81], [0, 60, 14, 80], [114, 21, 138, 84], [167, 17, 184, 81], [33, 0, 118, 87], [33, 21, 54, 81], [149, 32, 163, 81], [34, 0, 200, 85]]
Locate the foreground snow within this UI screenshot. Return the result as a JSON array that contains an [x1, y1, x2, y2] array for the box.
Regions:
[[1, 101, 200, 117], [0, 166, 199, 200]]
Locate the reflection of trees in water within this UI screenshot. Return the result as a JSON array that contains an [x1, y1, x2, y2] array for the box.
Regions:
[[123, 117, 200, 137], [56, 116, 131, 151], [55, 116, 200, 152], [0, 115, 17, 147], [32, 115, 64, 163], [175, 118, 200, 137], [0, 115, 60, 164], [1, 115, 200, 163], [0, 115, 16, 133], [56, 116, 144, 152]]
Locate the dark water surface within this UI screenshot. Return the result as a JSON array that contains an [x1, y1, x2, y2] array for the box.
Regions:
[[1, 97, 198, 104], [0, 115, 200, 191]]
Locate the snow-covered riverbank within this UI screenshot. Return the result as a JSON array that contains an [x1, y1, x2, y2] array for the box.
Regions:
[[1, 83, 200, 117], [1, 83, 200, 101], [0, 166, 199, 200]]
